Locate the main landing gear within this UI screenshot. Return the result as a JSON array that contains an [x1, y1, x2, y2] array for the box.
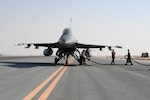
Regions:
[[54, 49, 86, 65], [55, 54, 69, 65], [55, 53, 87, 65]]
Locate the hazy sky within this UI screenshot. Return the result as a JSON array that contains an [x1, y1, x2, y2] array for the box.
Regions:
[[0, 0, 150, 56]]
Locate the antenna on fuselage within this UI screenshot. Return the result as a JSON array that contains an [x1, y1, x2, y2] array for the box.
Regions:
[[70, 18, 72, 29]]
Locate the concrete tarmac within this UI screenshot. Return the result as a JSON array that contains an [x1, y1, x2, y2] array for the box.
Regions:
[[0, 56, 150, 100]]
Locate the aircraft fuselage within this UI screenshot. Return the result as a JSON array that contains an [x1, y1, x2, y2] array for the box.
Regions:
[[57, 28, 78, 54]]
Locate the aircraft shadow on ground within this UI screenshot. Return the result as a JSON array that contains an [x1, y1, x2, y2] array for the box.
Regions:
[[0, 61, 76, 68]]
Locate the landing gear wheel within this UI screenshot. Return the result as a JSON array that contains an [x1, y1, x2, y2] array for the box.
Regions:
[[78, 58, 82, 65], [65, 60, 68, 65], [55, 58, 57, 64]]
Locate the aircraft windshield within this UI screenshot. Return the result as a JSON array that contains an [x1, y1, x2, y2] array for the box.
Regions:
[[63, 28, 72, 35]]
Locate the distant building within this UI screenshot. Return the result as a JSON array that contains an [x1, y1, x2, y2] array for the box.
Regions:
[[141, 52, 149, 58]]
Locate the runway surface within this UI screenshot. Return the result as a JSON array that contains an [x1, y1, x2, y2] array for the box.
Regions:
[[0, 56, 150, 100]]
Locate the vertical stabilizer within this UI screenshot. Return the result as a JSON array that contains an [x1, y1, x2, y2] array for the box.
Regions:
[[70, 18, 72, 29]]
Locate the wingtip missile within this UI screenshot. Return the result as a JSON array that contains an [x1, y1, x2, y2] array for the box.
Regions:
[[115, 46, 122, 49], [15, 43, 25, 46], [15, 43, 32, 48], [15, 43, 19, 46]]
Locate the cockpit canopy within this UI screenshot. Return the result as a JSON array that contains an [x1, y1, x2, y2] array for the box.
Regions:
[[58, 28, 77, 43], [63, 28, 72, 35]]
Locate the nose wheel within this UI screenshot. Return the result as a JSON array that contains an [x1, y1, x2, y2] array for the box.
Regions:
[[55, 58, 58, 64]]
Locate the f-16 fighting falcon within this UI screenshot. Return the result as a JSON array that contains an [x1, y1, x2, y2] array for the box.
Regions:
[[16, 27, 122, 65]]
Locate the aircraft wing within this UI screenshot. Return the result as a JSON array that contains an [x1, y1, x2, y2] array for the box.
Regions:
[[33, 42, 59, 48], [15, 42, 59, 48], [16, 42, 122, 50], [75, 43, 122, 50]]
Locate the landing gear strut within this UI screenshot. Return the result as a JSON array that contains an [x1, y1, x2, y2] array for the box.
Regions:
[[65, 54, 69, 65], [65, 60, 68, 65], [55, 58, 58, 64]]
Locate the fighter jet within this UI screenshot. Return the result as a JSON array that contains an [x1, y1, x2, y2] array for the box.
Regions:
[[16, 28, 122, 65]]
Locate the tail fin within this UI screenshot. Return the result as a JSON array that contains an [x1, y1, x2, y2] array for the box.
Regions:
[[70, 18, 72, 29]]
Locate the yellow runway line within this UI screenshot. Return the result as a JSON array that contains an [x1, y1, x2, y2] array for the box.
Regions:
[[38, 66, 68, 100], [23, 66, 64, 100]]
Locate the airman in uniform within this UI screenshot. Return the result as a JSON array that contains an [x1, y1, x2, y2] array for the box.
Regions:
[[111, 49, 116, 64], [125, 49, 133, 65]]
